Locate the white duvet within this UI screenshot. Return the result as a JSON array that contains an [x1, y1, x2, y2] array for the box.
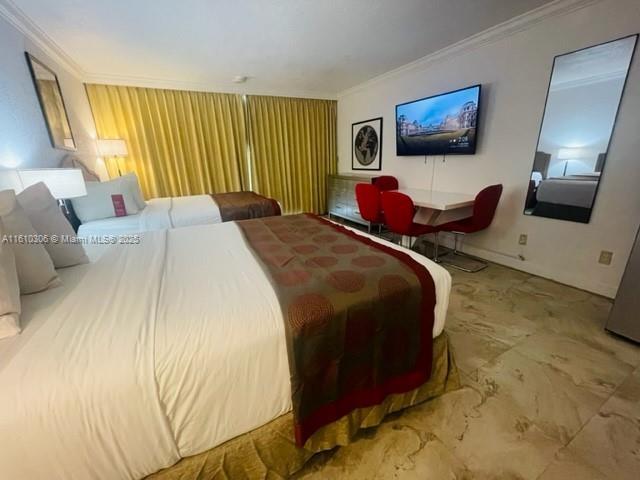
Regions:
[[0, 221, 450, 479], [77, 194, 222, 237]]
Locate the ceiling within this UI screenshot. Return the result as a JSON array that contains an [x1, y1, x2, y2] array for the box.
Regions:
[[10, 0, 554, 98], [551, 34, 637, 90]]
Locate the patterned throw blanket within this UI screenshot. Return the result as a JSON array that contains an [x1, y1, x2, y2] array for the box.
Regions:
[[210, 191, 281, 222], [237, 214, 436, 446]]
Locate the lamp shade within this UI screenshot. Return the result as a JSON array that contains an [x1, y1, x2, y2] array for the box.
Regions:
[[0, 169, 23, 192], [17, 168, 87, 199], [97, 139, 128, 157]]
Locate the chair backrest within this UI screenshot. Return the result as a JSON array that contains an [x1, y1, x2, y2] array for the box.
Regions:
[[355, 183, 382, 224], [373, 175, 399, 191], [471, 184, 503, 230], [380, 191, 415, 235]]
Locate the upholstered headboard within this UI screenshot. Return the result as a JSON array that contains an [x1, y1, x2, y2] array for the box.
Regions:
[[532, 151, 551, 179], [59, 154, 100, 182]]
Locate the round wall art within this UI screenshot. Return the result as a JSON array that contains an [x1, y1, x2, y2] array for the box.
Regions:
[[352, 117, 383, 170]]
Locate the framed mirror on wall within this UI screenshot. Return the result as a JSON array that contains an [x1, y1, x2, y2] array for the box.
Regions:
[[524, 34, 638, 223], [25, 53, 77, 151]]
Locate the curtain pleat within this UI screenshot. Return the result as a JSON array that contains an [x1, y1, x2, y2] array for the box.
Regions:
[[85, 84, 248, 198], [247, 96, 337, 214]]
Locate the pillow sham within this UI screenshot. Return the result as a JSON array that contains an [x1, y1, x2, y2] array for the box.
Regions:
[[121, 173, 147, 210], [71, 177, 140, 223], [0, 218, 21, 339], [17, 182, 89, 268], [0, 190, 60, 294]]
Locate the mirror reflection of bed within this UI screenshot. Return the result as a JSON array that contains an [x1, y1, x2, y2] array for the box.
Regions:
[[524, 34, 637, 223]]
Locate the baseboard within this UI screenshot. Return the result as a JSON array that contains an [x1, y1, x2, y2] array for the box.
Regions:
[[432, 232, 617, 299]]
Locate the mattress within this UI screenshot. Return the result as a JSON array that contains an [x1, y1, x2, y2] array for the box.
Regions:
[[0, 221, 450, 480]]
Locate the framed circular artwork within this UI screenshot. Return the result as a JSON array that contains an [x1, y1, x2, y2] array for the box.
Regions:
[[352, 117, 383, 170]]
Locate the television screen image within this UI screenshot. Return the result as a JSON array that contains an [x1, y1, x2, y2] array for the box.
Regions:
[[396, 85, 481, 156]]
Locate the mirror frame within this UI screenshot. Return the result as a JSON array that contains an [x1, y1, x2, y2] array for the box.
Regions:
[[25, 52, 77, 151], [525, 34, 638, 223]]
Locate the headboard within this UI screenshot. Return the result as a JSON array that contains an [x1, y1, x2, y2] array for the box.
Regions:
[[59, 154, 100, 182]]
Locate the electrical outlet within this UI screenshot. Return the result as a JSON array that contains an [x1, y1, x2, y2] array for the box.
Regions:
[[518, 234, 528, 245], [598, 250, 613, 265]]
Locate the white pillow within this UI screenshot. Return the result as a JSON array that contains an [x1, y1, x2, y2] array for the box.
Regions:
[[121, 173, 146, 210], [0, 190, 60, 294], [17, 182, 89, 268], [0, 218, 21, 339], [71, 177, 140, 223]]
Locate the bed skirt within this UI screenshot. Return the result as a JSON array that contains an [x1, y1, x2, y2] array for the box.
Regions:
[[146, 332, 459, 480]]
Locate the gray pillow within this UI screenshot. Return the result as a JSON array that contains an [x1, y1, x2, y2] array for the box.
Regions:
[[0, 189, 60, 294], [0, 218, 21, 339], [17, 182, 89, 268], [121, 173, 147, 210], [71, 176, 140, 223]]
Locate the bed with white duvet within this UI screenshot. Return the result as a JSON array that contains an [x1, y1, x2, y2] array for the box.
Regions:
[[77, 195, 222, 237], [0, 221, 451, 479]]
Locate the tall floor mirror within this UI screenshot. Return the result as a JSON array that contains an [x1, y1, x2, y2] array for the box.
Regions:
[[524, 34, 638, 223]]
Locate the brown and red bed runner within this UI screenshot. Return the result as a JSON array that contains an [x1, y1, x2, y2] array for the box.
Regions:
[[210, 191, 281, 222], [237, 214, 436, 447]]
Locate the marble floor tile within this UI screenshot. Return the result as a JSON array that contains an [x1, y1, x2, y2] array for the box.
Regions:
[[601, 367, 640, 420], [513, 331, 634, 397], [447, 329, 511, 374], [539, 409, 640, 479], [476, 349, 609, 443], [446, 300, 539, 347], [399, 385, 564, 479]]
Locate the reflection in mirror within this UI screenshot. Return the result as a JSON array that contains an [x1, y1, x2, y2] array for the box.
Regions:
[[524, 35, 637, 223], [25, 53, 76, 151]]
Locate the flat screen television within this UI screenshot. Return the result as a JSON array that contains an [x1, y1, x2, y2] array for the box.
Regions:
[[396, 84, 481, 156]]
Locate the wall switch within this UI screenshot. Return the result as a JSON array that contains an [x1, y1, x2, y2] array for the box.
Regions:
[[599, 250, 613, 265], [518, 234, 528, 245]]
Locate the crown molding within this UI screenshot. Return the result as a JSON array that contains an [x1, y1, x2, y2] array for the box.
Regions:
[[337, 0, 602, 99], [550, 68, 627, 91], [0, 0, 85, 79], [84, 72, 337, 100]]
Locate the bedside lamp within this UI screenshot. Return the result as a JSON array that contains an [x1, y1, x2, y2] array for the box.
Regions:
[[97, 139, 128, 176], [2, 168, 87, 219]]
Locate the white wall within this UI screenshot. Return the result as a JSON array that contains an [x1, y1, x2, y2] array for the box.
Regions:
[[337, 0, 640, 298], [0, 15, 99, 171], [539, 78, 624, 175]]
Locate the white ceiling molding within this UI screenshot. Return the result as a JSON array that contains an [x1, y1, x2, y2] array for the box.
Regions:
[[337, 0, 601, 99], [83, 73, 338, 100], [0, 0, 85, 79], [550, 69, 629, 91]]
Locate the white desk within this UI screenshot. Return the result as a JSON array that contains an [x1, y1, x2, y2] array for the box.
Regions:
[[393, 188, 475, 225]]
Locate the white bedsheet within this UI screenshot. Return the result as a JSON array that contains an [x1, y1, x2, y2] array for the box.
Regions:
[[77, 195, 222, 237], [0, 221, 450, 479]]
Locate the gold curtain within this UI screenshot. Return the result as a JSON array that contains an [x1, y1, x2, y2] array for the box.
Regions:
[[86, 84, 248, 199], [247, 96, 337, 214]]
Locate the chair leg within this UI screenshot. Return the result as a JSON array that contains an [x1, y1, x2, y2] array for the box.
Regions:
[[433, 232, 441, 263], [378, 224, 382, 234], [441, 233, 488, 272], [368, 223, 371, 234]]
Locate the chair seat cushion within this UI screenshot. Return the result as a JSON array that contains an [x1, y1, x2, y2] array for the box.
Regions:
[[438, 217, 478, 233]]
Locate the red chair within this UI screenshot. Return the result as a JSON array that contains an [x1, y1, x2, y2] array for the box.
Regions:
[[355, 183, 384, 234], [372, 175, 399, 191], [438, 184, 503, 272], [381, 191, 444, 261]]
